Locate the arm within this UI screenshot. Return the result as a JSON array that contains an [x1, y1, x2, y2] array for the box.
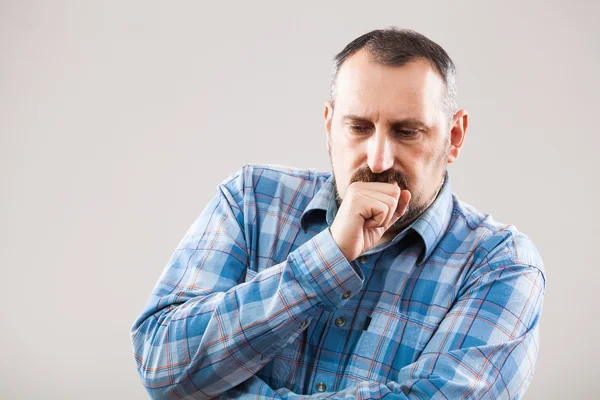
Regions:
[[222, 258, 545, 399], [130, 167, 363, 399]]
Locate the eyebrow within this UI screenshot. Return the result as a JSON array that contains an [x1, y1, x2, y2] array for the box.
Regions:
[[342, 114, 430, 130]]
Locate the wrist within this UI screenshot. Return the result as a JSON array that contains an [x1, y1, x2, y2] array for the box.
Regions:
[[328, 227, 355, 262]]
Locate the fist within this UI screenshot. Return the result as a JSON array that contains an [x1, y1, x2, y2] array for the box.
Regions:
[[329, 182, 411, 261]]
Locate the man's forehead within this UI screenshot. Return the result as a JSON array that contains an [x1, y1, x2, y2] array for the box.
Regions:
[[334, 50, 445, 121]]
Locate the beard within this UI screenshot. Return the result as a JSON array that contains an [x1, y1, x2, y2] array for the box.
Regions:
[[332, 164, 446, 233]]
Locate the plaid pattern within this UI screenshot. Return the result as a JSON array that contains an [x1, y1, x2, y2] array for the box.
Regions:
[[131, 164, 545, 399]]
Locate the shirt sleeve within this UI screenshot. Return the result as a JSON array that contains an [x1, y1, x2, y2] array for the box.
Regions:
[[221, 256, 546, 399], [391, 261, 546, 399], [130, 166, 363, 399]]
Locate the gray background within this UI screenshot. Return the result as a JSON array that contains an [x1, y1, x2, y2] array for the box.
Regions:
[[1, 1, 598, 398]]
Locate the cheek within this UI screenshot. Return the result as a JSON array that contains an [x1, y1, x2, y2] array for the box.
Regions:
[[330, 138, 362, 198], [331, 133, 360, 165], [398, 145, 438, 192], [414, 139, 444, 169]]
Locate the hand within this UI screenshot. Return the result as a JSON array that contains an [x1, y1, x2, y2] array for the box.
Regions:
[[329, 182, 411, 262]]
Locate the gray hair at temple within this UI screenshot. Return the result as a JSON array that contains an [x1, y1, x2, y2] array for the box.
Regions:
[[329, 28, 458, 123]]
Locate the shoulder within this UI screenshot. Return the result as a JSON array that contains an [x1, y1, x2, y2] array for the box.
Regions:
[[449, 194, 546, 285], [219, 163, 332, 193], [216, 164, 332, 215]]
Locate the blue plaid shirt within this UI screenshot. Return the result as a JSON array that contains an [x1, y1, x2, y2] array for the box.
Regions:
[[131, 164, 545, 399]]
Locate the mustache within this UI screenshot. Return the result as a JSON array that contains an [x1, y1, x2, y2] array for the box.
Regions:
[[350, 166, 410, 190]]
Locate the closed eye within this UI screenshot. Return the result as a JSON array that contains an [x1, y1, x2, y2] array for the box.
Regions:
[[349, 125, 371, 134], [394, 130, 420, 138]]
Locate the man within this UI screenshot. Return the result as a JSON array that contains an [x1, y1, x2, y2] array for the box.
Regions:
[[131, 28, 545, 399]]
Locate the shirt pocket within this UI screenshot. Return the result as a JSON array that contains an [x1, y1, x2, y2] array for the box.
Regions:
[[345, 309, 437, 383]]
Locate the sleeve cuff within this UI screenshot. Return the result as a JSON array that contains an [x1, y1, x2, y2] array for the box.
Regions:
[[288, 228, 364, 310]]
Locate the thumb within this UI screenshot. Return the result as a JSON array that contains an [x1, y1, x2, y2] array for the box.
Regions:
[[385, 190, 411, 230]]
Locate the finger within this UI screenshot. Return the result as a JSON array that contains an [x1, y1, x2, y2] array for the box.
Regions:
[[358, 190, 399, 228], [356, 193, 389, 228], [384, 190, 411, 230], [350, 181, 401, 227], [350, 181, 402, 198]]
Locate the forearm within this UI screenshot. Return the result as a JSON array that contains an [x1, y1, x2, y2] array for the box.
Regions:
[[223, 377, 408, 399], [131, 228, 362, 399], [222, 335, 538, 400], [220, 264, 544, 400]]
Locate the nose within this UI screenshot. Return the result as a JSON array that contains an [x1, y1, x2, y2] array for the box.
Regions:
[[367, 131, 394, 173]]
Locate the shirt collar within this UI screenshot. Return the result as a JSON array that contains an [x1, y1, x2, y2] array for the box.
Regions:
[[300, 170, 453, 265], [409, 170, 454, 265], [299, 174, 336, 232]]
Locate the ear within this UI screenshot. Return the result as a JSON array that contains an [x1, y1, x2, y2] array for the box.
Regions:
[[447, 109, 469, 164], [324, 100, 334, 152]]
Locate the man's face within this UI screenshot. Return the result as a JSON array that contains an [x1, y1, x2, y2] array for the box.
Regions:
[[324, 49, 458, 231]]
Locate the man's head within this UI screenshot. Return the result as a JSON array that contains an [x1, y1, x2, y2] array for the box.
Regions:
[[324, 28, 469, 232]]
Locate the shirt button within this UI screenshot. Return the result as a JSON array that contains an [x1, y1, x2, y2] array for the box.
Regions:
[[315, 382, 327, 392], [342, 291, 351, 300], [335, 317, 346, 327], [357, 255, 368, 264], [299, 320, 308, 329]]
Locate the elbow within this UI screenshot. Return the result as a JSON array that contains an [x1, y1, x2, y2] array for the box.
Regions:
[[131, 316, 189, 399], [130, 314, 215, 400]]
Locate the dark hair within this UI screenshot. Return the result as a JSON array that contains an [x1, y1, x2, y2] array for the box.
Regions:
[[330, 27, 458, 119]]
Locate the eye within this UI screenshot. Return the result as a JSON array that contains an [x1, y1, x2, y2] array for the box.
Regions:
[[394, 130, 419, 138], [349, 125, 370, 134]]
